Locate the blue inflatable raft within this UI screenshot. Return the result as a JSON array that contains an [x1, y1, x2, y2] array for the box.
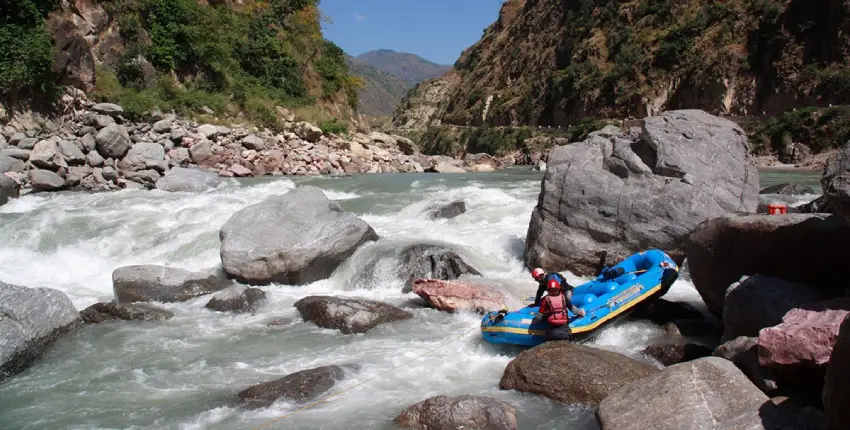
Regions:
[[480, 249, 679, 346]]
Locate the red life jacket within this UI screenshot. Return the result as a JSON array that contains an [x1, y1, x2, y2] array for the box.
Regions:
[[545, 294, 570, 326]]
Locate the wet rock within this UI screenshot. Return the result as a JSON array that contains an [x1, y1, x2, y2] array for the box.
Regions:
[[155, 167, 221, 193], [95, 123, 131, 159], [597, 357, 777, 430], [112, 265, 235, 303], [525, 111, 758, 276], [824, 315, 850, 430], [643, 342, 713, 366], [758, 297, 850, 374], [396, 243, 480, 293], [713, 336, 778, 394], [723, 274, 827, 342], [294, 296, 412, 334], [204, 285, 266, 313], [0, 175, 19, 206], [0, 155, 25, 174], [663, 319, 721, 337], [237, 365, 345, 408], [220, 186, 378, 285], [427, 200, 466, 220], [760, 182, 816, 195], [0, 281, 82, 383], [798, 141, 850, 219], [395, 395, 517, 430], [80, 302, 174, 323], [29, 169, 65, 191], [411, 278, 522, 313], [499, 341, 658, 407], [686, 214, 850, 315]]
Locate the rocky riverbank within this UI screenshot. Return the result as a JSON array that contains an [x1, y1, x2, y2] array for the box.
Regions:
[[0, 92, 503, 205]]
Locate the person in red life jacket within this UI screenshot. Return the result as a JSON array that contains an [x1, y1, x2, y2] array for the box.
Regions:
[[529, 267, 574, 307], [533, 279, 585, 341]]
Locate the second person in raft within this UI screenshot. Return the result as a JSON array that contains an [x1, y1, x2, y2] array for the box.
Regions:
[[532, 276, 586, 341]]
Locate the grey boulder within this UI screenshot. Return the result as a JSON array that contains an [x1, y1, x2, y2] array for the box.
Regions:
[[0, 281, 81, 383], [1, 175, 19, 206], [238, 365, 347, 408], [119, 142, 167, 172], [799, 141, 850, 220], [394, 395, 517, 430], [91, 103, 124, 116], [525, 110, 758, 276], [0, 154, 25, 174], [155, 167, 221, 192], [204, 285, 266, 313], [294, 296, 412, 334], [220, 186, 378, 285], [29, 169, 65, 191], [95, 123, 131, 159], [80, 302, 174, 323], [112, 265, 235, 303]]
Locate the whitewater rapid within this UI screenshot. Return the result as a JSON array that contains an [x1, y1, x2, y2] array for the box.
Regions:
[[0, 168, 816, 429]]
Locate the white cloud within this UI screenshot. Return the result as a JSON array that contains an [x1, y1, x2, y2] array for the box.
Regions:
[[354, 13, 366, 21]]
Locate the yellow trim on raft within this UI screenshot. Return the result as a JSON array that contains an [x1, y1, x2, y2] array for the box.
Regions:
[[481, 283, 662, 336]]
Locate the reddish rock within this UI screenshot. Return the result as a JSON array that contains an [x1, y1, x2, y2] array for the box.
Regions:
[[824, 315, 850, 430], [759, 298, 850, 369], [228, 163, 252, 177], [411, 278, 519, 313]]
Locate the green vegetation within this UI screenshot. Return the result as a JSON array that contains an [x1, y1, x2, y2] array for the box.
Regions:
[[320, 118, 348, 135], [746, 107, 850, 154], [0, 0, 60, 100]]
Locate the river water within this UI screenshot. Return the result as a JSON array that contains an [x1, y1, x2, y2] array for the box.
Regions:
[[0, 167, 822, 430]]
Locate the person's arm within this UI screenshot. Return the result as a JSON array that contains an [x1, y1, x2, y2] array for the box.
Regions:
[[532, 298, 550, 322], [564, 294, 585, 317], [532, 281, 546, 306]]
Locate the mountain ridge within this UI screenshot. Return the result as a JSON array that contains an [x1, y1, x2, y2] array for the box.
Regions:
[[355, 49, 452, 87]]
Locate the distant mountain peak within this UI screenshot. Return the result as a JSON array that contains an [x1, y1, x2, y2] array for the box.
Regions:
[[355, 50, 451, 86]]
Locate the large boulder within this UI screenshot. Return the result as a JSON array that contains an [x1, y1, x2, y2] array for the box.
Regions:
[[0, 281, 81, 383], [686, 214, 850, 315], [112, 265, 235, 303], [525, 111, 758, 276], [411, 278, 522, 313], [799, 141, 850, 219], [95, 123, 131, 159], [237, 365, 346, 408], [723, 274, 827, 342], [1, 174, 19, 206], [294, 296, 412, 334], [0, 154, 25, 174], [154, 167, 222, 192], [824, 315, 850, 430], [80, 302, 174, 323], [758, 298, 850, 376], [219, 186, 378, 285], [29, 169, 65, 191], [499, 341, 658, 407], [118, 142, 167, 172], [394, 395, 517, 430], [596, 357, 779, 430]]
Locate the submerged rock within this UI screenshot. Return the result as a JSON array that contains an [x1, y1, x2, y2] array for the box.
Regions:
[[427, 201, 466, 220], [411, 278, 521, 313], [204, 285, 266, 313], [395, 395, 517, 430], [80, 302, 174, 323], [238, 365, 345, 408], [0, 281, 81, 383], [294, 296, 412, 334], [499, 341, 658, 407], [220, 186, 378, 285], [397, 243, 480, 292], [596, 357, 778, 430], [643, 342, 713, 366], [112, 265, 235, 303], [760, 182, 816, 195], [824, 315, 850, 430], [687, 214, 850, 315], [525, 111, 759, 276]]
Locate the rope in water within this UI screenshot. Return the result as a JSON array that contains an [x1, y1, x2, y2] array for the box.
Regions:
[[250, 317, 493, 430]]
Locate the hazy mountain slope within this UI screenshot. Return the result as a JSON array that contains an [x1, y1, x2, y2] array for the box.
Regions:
[[356, 49, 452, 86]]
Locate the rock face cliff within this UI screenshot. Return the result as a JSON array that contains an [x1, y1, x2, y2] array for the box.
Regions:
[[393, 0, 850, 130]]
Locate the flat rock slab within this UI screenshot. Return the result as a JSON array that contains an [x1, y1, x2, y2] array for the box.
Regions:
[[238, 365, 345, 408], [525, 110, 759, 276], [0, 282, 81, 383], [294, 296, 413, 334], [219, 186, 378, 285], [499, 341, 658, 407], [411, 278, 522, 313], [395, 395, 517, 430], [112, 265, 235, 303], [80, 302, 174, 323], [597, 357, 773, 430]]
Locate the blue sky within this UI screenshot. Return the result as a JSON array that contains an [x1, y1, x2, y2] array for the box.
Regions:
[[318, 0, 504, 65]]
